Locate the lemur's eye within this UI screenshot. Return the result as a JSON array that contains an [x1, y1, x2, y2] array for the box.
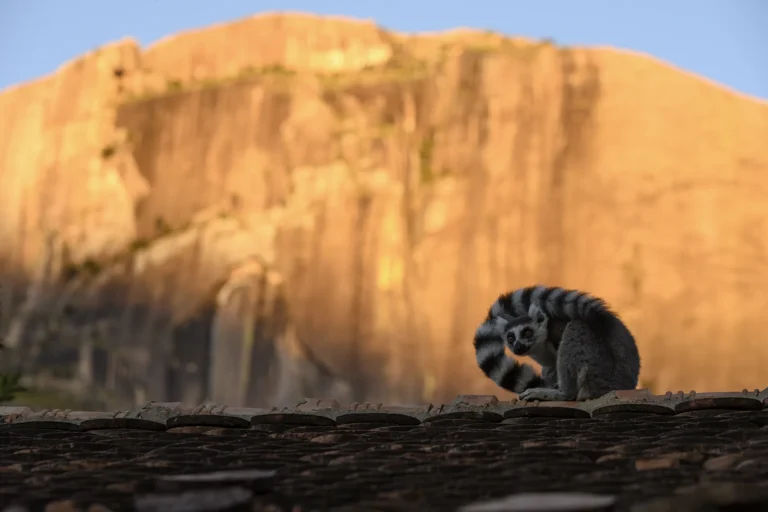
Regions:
[[505, 331, 516, 342], [521, 327, 533, 339]]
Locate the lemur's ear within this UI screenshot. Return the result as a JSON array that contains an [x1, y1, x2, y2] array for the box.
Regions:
[[528, 304, 547, 324], [498, 313, 517, 323]]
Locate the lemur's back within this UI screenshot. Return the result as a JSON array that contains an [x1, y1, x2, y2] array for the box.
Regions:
[[557, 317, 640, 397], [488, 285, 637, 360]]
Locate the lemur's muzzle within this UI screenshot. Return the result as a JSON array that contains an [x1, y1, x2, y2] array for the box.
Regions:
[[506, 332, 531, 356], [510, 341, 531, 356]]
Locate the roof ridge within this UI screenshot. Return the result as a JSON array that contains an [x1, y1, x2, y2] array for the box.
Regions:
[[2, 388, 766, 431]]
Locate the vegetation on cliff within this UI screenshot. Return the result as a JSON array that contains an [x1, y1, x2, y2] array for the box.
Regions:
[[0, 373, 25, 404], [0, 344, 25, 404]]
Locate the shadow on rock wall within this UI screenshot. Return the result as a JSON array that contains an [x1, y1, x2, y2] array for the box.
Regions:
[[0, 250, 353, 410]]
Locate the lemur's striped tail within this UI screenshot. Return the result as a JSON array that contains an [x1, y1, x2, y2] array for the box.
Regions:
[[473, 318, 543, 393], [486, 285, 620, 339]]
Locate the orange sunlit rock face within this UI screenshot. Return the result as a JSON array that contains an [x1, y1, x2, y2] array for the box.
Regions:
[[1, 13, 767, 408]]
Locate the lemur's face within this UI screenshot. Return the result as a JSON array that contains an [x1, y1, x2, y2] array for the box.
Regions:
[[503, 308, 548, 356]]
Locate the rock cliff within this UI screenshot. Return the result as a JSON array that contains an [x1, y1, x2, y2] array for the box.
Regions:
[[1, 13, 767, 409]]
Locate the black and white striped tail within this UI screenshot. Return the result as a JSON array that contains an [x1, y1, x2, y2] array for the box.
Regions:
[[487, 285, 614, 323], [473, 320, 543, 393], [485, 285, 618, 343]]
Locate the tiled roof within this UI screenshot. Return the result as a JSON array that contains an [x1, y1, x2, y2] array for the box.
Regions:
[[2, 389, 768, 512]]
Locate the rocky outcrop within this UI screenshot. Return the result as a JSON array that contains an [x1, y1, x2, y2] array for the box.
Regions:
[[1, 13, 767, 408]]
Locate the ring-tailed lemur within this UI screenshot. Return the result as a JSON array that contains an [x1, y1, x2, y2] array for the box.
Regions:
[[473, 285, 640, 401]]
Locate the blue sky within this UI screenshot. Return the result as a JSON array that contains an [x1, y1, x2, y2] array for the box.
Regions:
[[1, 0, 767, 100]]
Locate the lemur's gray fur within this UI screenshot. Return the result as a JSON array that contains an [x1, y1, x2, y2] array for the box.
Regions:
[[473, 285, 641, 401]]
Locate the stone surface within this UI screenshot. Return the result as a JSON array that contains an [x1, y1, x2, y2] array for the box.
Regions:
[[453, 394, 500, 407], [631, 482, 768, 511], [0, 407, 33, 423], [460, 492, 617, 511], [335, 411, 421, 425], [294, 398, 341, 411], [134, 488, 253, 512], [703, 453, 742, 471], [1, 11, 768, 412], [504, 402, 591, 419], [154, 469, 276, 493]]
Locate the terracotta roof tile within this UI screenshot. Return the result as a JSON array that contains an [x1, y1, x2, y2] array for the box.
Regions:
[[673, 390, 764, 413], [2, 390, 768, 511]]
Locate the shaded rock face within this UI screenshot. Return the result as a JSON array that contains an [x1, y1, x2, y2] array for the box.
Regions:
[[1, 13, 767, 408]]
